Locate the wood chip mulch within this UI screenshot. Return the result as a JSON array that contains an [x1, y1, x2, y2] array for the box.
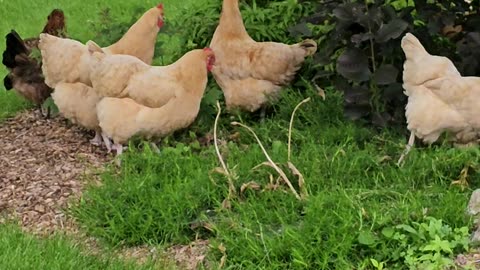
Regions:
[[0, 109, 108, 234], [0, 109, 210, 269]]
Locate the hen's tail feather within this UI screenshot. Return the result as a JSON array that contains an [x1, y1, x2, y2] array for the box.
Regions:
[[300, 39, 317, 56], [2, 30, 29, 69], [87, 40, 104, 54], [3, 75, 13, 90], [401, 33, 428, 60]]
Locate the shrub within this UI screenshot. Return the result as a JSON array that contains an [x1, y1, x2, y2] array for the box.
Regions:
[[295, 0, 480, 127]]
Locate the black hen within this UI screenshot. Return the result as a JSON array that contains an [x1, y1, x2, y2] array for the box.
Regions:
[[2, 30, 29, 69], [1, 9, 66, 118]]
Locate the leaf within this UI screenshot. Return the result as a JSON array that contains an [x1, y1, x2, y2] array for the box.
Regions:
[[372, 112, 393, 128], [351, 33, 373, 45], [396, 224, 418, 235], [344, 85, 370, 106], [358, 6, 383, 28], [218, 243, 227, 268], [375, 19, 408, 43], [373, 64, 399, 85], [426, 17, 443, 35], [240, 181, 261, 194], [287, 161, 307, 198], [289, 22, 312, 38], [336, 48, 371, 82], [383, 83, 404, 102], [381, 227, 395, 238], [358, 231, 376, 246], [344, 106, 370, 120], [343, 85, 371, 120], [332, 6, 353, 22], [313, 50, 333, 66]]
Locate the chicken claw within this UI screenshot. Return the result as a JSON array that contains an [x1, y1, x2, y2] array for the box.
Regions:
[[101, 132, 113, 152], [89, 131, 103, 146], [111, 143, 127, 167], [111, 143, 127, 156]]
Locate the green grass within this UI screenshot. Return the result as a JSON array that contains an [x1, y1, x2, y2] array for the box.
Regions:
[[1, 0, 478, 269], [72, 89, 478, 269], [0, 223, 158, 270]]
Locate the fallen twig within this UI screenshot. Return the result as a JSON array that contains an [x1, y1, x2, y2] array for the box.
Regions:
[[214, 101, 236, 199], [288, 97, 311, 162], [231, 121, 301, 200], [287, 97, 310, 199]]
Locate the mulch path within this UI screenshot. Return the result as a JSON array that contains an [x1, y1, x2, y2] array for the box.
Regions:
[[0, 109, 209, 269], [0, 109, 108, 233]]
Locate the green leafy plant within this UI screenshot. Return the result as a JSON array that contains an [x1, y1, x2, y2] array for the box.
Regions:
[[359, 217, 470, 269], [293, 0, 480, 127], [166, 0, 315, 58]]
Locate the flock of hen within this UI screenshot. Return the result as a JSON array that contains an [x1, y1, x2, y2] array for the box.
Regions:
[[2, 0, 478, 165]]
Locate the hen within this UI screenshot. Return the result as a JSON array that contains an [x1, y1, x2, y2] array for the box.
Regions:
[[209, 0, 317, 113], [39, 3, 164, 88], [88, 41, 215, 108], [55, 43, 215, 150], [2, 9, 66, 117], [51, 82, 103, 146], [96, 48, 215, 156], [398, 33, 480, 165]]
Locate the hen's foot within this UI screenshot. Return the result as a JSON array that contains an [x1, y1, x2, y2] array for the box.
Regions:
[[101, 132, 113, 152], [89, 131, 103, 146], [112, 143, 127, 167]]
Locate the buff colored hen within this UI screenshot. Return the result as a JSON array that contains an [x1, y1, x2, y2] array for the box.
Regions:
[[88, 42, 214, 108], [210, 0, 317, 113], [43, 4, 164, 146], [39, 3, 164, 88], [96, 48, 215, 156], [398, 33, 480, 165]]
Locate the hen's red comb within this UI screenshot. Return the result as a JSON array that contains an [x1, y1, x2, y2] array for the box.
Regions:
[[157, 3, 163, 9], [203, 47, 213, 53]]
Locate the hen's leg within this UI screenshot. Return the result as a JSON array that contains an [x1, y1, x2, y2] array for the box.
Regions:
[[101, 132, 113, 152], [45, 106, 51, 119], [89, 131, 103, 146], [112, 143, 126, 166], [397, 132, 415, 166], [112, 143, 125, 156], [35, 105, 44, 118], [37, 104, 51, 119], [259, 106, 266, 123]]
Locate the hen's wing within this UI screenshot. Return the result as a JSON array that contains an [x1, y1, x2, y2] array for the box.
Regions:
[[405, 84, 469, 143], [124, 67, 179, 108], [423, 76, 480, 129], [90, 54, 148, 97], [52, 82, 100, 130], [39, 34, 92, 87], [215, 39, 315, 85]]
